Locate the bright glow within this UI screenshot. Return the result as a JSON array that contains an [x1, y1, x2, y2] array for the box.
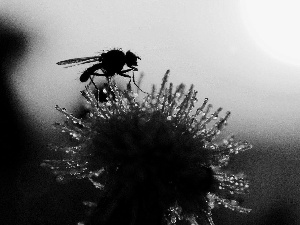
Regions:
[[240, 0, 300, 66]]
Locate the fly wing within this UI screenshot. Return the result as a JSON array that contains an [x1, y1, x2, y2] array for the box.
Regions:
[[60, 60, 100, 68], [57, 56, 102, 67]]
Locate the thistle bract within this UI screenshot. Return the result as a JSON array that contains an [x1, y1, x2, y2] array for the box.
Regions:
[[42, 70, 252, 225]]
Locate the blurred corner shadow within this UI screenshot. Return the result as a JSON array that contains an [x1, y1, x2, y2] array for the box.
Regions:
[[0, 16, 33, 224], [0, 16, 62, 225], [0, 18, 29, 180], [0, 17, 123, 225], [0, 16, 92, 225]]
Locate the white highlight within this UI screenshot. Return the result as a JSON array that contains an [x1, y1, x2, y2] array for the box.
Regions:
[[240, 0, 300, 66]]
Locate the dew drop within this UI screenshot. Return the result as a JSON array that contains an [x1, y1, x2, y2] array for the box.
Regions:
[[171, 216, 176, 223], [231, 200, 238, 205], [56, 175, 64, 182]]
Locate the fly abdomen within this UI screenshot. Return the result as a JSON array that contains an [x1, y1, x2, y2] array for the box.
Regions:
[[80, 64, 103, 82]]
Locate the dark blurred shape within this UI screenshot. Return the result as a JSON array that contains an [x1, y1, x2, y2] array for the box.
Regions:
[[0, 17, 31, 224], [0, 17, 29, 180]]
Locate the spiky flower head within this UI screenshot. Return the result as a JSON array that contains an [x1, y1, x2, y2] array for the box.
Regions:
[[42, 70, 252, 225]]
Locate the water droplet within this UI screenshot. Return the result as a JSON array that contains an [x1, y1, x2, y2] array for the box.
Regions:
[[171, 216, 176, 223], [56, 175, 64, 182]]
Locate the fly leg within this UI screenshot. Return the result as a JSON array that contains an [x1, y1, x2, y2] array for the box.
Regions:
[[118, 68, 148, 94]]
